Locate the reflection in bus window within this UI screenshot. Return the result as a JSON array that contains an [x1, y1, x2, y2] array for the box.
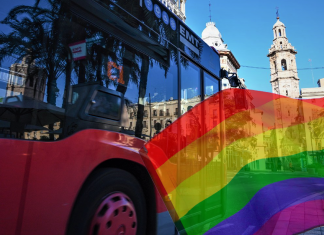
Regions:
[[204, 72, 220, 99], [181, 58, 201, 115]]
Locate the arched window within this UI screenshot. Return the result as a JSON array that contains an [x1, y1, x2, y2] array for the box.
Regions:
[[275, 31, 277, 37], [281, 59, 287, 70], [279, 29, 282, 36], [280, 41, 282, 49], [274, 61, 277, 72]]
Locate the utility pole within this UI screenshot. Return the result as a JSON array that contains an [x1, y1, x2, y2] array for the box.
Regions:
[[309, 59, 315, 87]]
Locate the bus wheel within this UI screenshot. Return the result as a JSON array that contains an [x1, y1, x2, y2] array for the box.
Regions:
[[68, 168, 146, 235]]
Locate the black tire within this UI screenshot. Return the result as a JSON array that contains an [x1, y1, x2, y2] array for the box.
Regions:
[[67, 168, 147, 235]]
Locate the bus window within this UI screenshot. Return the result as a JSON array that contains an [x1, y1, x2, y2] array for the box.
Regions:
[[181, 57, 201, 115], [204, 72, 220, 100]]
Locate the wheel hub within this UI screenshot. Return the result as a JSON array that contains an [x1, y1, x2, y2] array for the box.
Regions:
[[89, 192, 137, 235]]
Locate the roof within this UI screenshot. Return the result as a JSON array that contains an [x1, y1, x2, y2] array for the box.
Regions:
[[202, 22, 221, 39], [218, 50, 241, 69], [273, 18, 285, 28]]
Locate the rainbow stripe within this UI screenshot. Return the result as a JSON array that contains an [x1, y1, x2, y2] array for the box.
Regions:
[[141, 89, 324, 235]]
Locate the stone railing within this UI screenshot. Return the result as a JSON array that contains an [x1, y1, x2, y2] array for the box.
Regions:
[[269, 43, 296, 54]]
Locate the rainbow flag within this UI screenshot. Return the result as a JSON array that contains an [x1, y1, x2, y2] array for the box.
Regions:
[[140, 89, 324, 235]]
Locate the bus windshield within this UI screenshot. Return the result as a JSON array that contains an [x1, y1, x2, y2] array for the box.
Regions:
[[0, 0, 220, 141]]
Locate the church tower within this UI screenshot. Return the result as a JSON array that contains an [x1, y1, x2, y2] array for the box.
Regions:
[[267, 16, 300, 98]]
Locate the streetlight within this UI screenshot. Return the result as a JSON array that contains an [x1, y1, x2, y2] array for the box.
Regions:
[[307, 122, 315, 163]]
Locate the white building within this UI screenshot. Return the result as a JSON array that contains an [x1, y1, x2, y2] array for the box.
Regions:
[[267, 17, 300, 99], [159, 0, 186, 22], [300, 78, 324, 99], [201, 21, 242, 90]]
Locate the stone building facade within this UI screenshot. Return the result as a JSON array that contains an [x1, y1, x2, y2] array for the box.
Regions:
[[201, 21, 242, 90], [202, 22, 240, 74], [267, 17, 300, 99], [159, 0, 186, 22], [300, 78, 324, 99], [6, 57, 46, 101]]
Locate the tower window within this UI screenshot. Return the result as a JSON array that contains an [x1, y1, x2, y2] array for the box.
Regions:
[[286, 90, 288, 96], [281, 59, 287, 70], [279, 29, 282, 36], [274, 61, 277, 72]]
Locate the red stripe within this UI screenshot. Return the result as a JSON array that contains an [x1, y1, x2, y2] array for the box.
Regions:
[[145, 89, 284, 170]]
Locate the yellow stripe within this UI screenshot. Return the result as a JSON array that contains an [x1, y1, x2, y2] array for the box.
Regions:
[[158, 99, 324, 219]]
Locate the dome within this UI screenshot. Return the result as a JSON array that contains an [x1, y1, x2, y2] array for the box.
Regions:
[[202, 22, 221, 40], [273, 18, 285, 28]]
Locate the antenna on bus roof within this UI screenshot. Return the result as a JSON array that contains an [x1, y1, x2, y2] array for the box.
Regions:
[[276, 7, 279, 19], [209, 0, 212, 22]]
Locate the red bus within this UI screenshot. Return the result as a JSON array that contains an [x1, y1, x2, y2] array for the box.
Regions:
[[0, 0, 222, 234]]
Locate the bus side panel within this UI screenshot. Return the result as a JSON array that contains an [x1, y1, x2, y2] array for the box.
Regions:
[[17, 129, 145, 235], [0, 140, 31, 235]]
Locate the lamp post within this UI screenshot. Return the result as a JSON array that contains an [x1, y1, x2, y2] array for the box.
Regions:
[[307, 122, 315, 163]]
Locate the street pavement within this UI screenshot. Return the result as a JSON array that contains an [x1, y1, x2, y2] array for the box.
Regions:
[[299, 227, 324, 235]]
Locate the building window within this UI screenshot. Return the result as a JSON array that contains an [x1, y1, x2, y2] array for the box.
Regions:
[[279, 29, 282, 36], [153, 110, 157, 116], [281, 59, 287, 70], [160, 120, 163, 127], [143, 121, 147, 128], [286, 90, 288, 96], [129, 122, 132, 128], [166, 109, 170, 116], [274, 61, 277, 72], [159, 110, 164, 116]]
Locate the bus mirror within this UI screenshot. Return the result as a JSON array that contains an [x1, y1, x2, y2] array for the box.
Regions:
[[228, 74, 240, 88], [220, 69, 228, 78]]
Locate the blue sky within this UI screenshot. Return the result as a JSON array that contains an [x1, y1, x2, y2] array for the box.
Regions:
[[185, 0, 324, 93], [1, 0, 323, 94]]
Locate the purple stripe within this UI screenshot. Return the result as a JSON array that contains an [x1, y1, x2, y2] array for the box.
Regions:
[[204, 178, 324, 235]]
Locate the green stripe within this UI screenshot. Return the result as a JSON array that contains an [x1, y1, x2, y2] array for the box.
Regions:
[[177, 150, 323, 235]]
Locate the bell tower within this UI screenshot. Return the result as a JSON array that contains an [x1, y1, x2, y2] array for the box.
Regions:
[[267, 16, 300, 98]]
